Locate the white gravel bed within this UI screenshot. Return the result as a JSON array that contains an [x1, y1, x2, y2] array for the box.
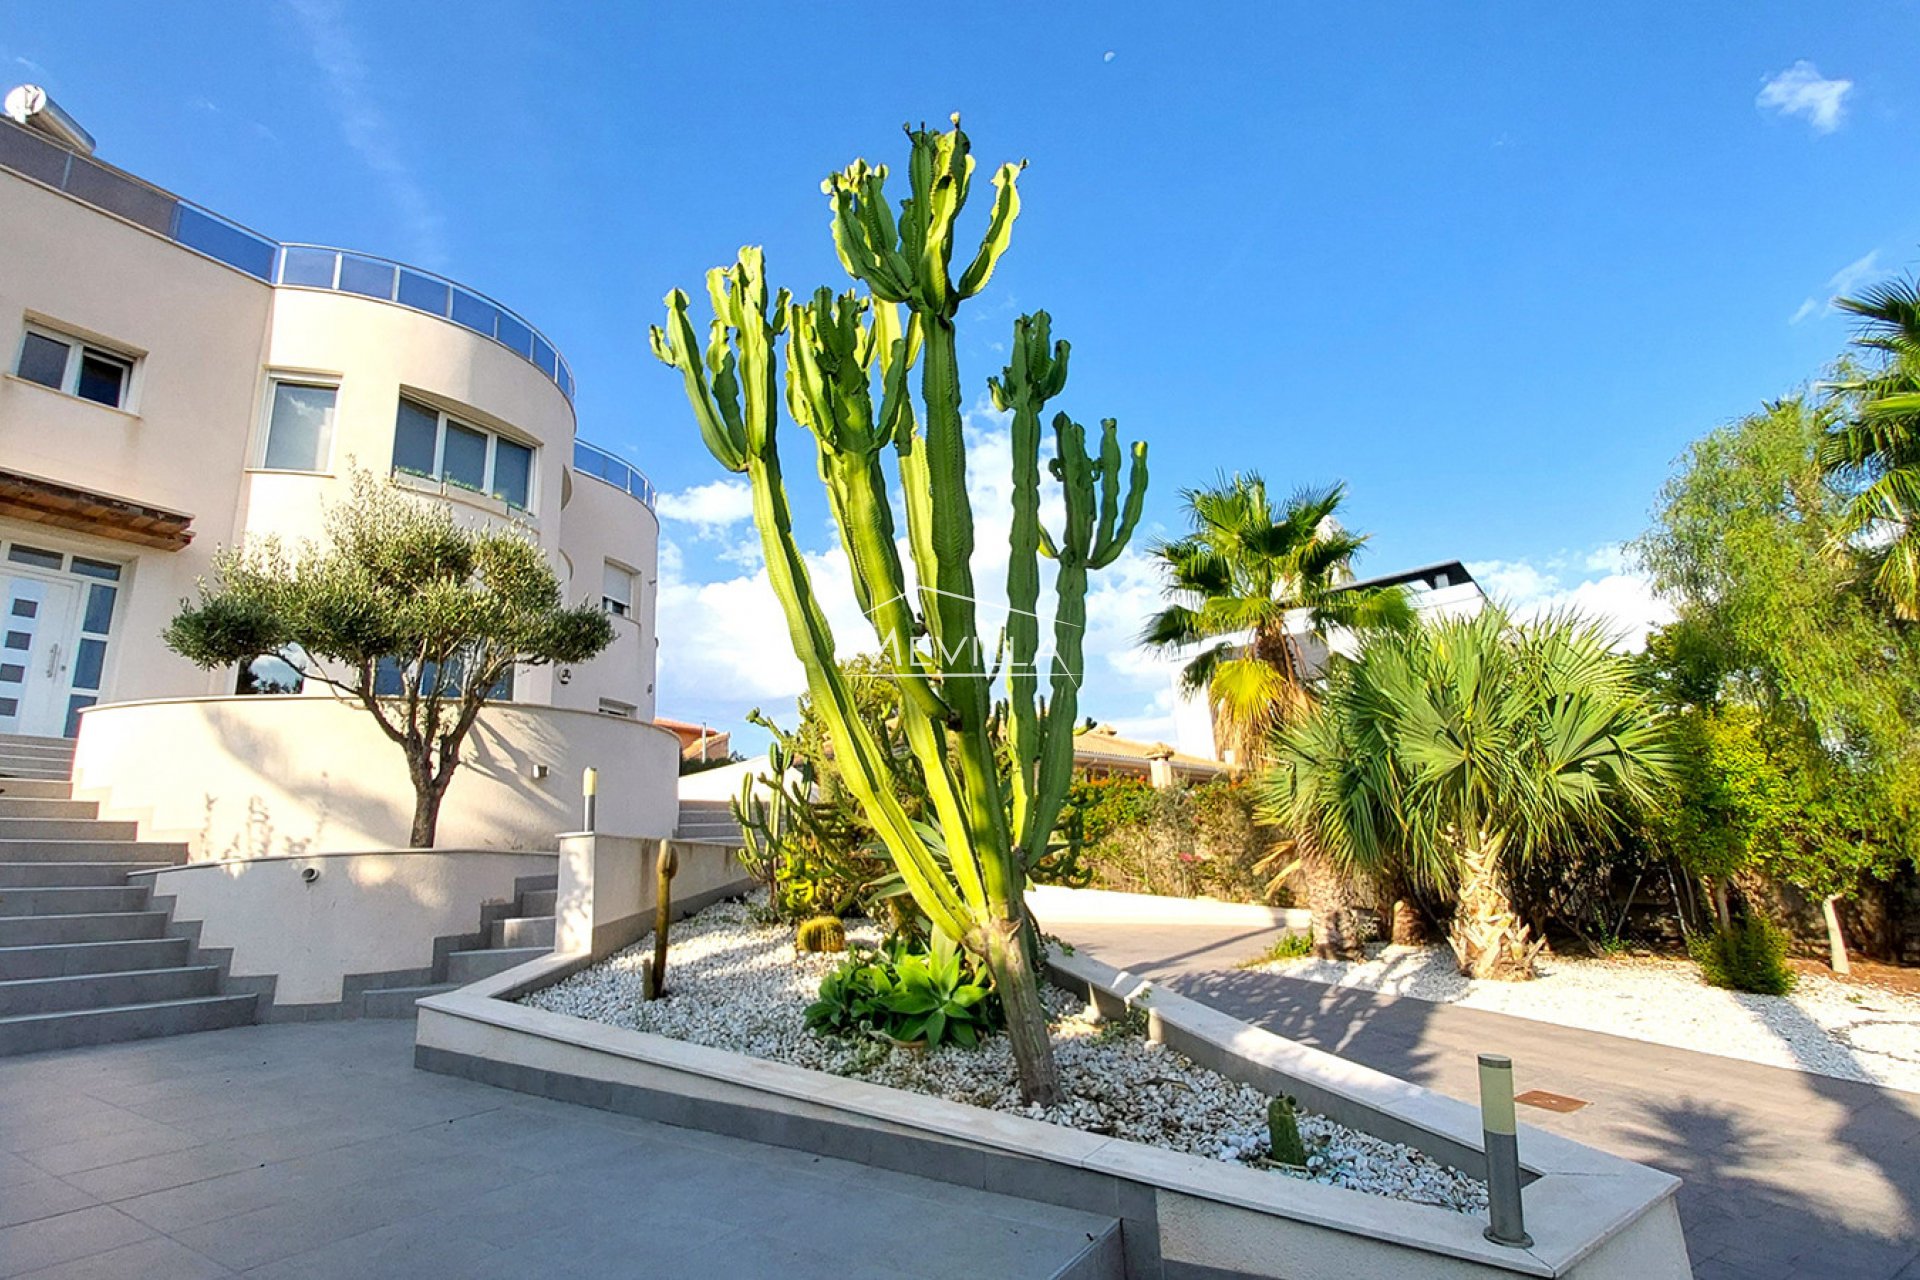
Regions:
[[522, 897, 1487, 1214], [1254, 944, 1920, 1094]]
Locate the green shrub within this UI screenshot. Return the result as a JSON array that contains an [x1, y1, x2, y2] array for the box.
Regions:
[[805, 934, 1004, 1049], [1690, 915, 1796, 995], [1240, 933, 1313, 967]]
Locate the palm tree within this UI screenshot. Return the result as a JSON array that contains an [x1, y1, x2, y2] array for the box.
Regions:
[[1142, 475, 1411, 765], [1143, 474, 1410, 955], [1820, 275, 1920, 617], [1260, 608, 1672, 980]]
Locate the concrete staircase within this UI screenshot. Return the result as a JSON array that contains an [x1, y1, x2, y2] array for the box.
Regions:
[[0, 732, 257, 1056], [353, 876, 558, 1016], [675, 797, 742, 845]]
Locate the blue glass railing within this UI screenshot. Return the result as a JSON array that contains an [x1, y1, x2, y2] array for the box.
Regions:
[[573, 440, 657, 510], [0, 116, 577, 403], [274, 245, 575, 401]]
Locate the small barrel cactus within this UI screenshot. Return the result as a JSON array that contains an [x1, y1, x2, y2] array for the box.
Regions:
[[796, 915, 847, 953], [1267, 1095, 1307, 1166]]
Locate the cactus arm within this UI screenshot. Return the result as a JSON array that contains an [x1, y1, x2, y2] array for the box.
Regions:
[[1092, 435, 1151, 569], [957, 162, 1023, 300], [649, 290, 745, 472]]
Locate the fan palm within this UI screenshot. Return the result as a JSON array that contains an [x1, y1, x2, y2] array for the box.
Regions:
[[1820, 275, 1920, 617], [1142, 474, 1412, 765], [1260, 608, 1672, 980]]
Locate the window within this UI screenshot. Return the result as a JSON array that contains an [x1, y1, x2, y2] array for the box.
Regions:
[[14, 325, 135, 409], [602, 561, 635, 617], [390, 397, 536, 510], [236, 649, 305, 696], [260, 380, 338, 472], [598, 698, 635, 719]]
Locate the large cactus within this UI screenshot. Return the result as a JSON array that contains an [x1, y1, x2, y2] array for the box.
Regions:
[[650, 119, 1147, 1105]]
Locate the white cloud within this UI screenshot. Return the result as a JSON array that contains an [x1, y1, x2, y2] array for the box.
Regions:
[[1467, 546, 1674, 650], [1789, 297, 1820, 325], [656, 478, 755, 532], [285, 0, 447, 267], [1827, 250, 1884, 298], [1757, 61, 1852, 134]]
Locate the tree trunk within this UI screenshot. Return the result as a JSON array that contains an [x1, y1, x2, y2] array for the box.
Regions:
[[1822, 894, 1851, 976], [1448, 832, 1545, 981], [408, 776, 439, 848], [1298, 844, 1370, 959], [1710, 878, 1731, 932], [984, 920, 1062, 1107]]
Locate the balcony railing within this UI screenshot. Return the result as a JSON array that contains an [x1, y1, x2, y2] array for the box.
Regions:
[[274, 245, 575, 400], [573, 440, 657, 510], [0, 116, 577, 403]]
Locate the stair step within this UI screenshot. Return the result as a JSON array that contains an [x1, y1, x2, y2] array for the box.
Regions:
[[0, 862, 169, 887], [0, 779, 73, 800], [0, 911, 168, 946], [519, 888, 557, 915], [0, 885, 148, 915], [0, 935, 189, 979], [0, 736, 75, 756], [0, 797, 98, 820], [489, 915, 555, 949], [0, 763, 72, 781], [0, 994, 257, 1057], [360, 984, 457, 1018], [0, 817, 137, 841], [0, 839, 187, 864], [447, 946, 548, 984], [0, 740, 73, 760], [0, 966, 219, 1017]]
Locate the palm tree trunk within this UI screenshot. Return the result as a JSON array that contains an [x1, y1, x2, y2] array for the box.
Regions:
[[1299, 843, 1369, 959], [1448, 831, 1545, 980]]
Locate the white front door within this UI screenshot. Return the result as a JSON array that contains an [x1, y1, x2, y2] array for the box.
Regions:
[[0, 573, 82, 738]]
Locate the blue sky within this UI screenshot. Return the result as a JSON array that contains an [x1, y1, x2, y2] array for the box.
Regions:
[[5, 4, 1918, 745]]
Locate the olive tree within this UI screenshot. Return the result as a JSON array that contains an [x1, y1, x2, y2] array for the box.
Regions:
[[165, 473, 614, 846]]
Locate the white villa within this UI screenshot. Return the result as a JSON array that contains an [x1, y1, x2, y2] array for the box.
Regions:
[[0, 87, 681, 856], [1169, 560, 1487, 762]]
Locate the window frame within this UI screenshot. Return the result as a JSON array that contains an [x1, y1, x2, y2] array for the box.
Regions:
[[602, 559, 636, 617], [255, 375, 342, 474], [391, 396, 538, 512], [14, 322, 138, 412]]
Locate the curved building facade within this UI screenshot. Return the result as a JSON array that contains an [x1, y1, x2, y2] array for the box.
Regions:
[[0, 109, 657, 733], [0, 102, 667, 849]]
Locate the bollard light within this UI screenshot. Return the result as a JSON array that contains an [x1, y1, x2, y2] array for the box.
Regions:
[[582, 766, 598, 833], [1478, 1053, 1532, 1249]]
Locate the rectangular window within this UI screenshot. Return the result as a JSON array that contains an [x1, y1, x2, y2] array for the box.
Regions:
[[602, 561, 634, 617], [598, 698, 636, 719], [442, 421, 488, 492], [260, 380, 338, 472], [392, 399, 439, 477], [13, 324, 136, 410], [390, 397, 537, 512]]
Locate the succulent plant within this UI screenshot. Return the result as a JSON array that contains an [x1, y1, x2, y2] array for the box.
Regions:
[[796, 914, 847, 953], [1267, 1095, 1307, 1167], [650, 119, 1147, 1105]]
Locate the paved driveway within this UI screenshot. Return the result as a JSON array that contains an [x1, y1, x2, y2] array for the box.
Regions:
[[1060, 920, 1920, 1280], [0, 1022, 1109, 1279]]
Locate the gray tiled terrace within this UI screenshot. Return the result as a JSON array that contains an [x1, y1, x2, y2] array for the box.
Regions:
[[0, 1022, 1117, 1278]]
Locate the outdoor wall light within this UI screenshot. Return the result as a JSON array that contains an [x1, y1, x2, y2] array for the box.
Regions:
[[300, 866, 320, 885], [531, 763, 550, 780]]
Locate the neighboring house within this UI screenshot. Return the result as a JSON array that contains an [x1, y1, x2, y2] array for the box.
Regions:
[[1073, 724, 1231, 788], [657, 717, 731, 767], [1169, 561, 1487, 762], [0, 88, 681, 852]]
